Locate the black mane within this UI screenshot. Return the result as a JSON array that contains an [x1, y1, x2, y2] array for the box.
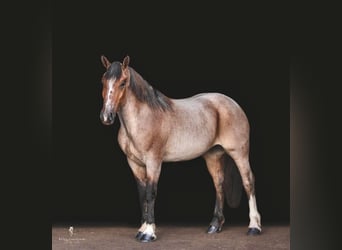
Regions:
[[129, 67, 173, 111], [104, 62, 172, 111]]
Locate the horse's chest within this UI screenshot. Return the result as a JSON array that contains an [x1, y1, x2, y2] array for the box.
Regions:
[[118, 130, 145, 164]]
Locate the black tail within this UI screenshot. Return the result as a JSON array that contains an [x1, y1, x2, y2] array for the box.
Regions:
[[223, 154, 243, 208]]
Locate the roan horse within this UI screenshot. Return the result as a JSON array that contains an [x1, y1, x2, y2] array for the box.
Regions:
[[100, 55, 262, 242]]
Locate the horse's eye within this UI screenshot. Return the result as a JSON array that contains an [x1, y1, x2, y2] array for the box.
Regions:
[[119, 81, 126, 88]]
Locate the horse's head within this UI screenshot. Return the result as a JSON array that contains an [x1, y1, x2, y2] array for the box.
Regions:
[[100, 55, 130, 125]]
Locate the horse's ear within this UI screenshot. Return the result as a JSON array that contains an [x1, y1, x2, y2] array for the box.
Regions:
[[122, 55, 130, 69], [101, 55, 111, 69]]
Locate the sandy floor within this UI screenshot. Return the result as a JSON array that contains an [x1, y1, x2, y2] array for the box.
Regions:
[[52, 223, 289, 250]]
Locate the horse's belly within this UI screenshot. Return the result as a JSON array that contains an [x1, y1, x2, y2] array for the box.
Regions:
[[163, 151, 205, 162], [163, 139, 213, 162]]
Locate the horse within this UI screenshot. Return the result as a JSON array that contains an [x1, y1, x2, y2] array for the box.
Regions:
[[99, 55, 262, 242]]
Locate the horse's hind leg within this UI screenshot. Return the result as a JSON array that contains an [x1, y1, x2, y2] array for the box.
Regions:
[[228, 149, 262, 235], [203, 147, 226, 233]]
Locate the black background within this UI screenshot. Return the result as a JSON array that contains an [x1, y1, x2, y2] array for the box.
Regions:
[[51, 2, 289, 225]]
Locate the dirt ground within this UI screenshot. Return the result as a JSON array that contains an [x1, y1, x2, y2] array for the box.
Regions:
[[52, 223, 289, 250]]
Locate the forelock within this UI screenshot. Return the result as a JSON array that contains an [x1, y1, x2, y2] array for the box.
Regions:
[[104, 62, 122, 79]]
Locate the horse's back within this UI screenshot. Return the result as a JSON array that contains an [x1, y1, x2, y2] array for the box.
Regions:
[[184, 92, 248, 126], [194, 93, 244, 111]]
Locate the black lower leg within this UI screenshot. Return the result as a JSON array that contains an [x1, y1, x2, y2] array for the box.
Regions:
[[208, 188, 225, 233], [211, 196, 225, 225], [146, 182, 157, 224], [137, 181, 158, 242], [214, 197, 224, 224], [136, 180, 147, 224]]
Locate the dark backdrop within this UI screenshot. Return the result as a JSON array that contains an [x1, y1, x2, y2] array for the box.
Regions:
[[52, 3, 289, 225]]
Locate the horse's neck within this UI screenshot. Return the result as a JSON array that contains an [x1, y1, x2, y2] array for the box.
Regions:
[[117, 90, 151, 136]]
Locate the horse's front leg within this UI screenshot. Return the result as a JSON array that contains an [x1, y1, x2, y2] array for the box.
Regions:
[[126, 158, 148, 240], [137, 158, 162, 242], [127, 157, 162, 242]]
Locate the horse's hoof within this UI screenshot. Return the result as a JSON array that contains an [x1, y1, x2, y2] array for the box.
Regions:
[[135, 231, 143, 240], [247, 227, 261, 236], [207, 225, 222, 234], [139, 233, 157, 242]]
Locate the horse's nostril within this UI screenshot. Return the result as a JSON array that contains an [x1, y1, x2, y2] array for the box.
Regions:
[[100, 109, 115, 125]]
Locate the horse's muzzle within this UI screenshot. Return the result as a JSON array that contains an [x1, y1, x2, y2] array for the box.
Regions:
[[100, 110, 116, 125]]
